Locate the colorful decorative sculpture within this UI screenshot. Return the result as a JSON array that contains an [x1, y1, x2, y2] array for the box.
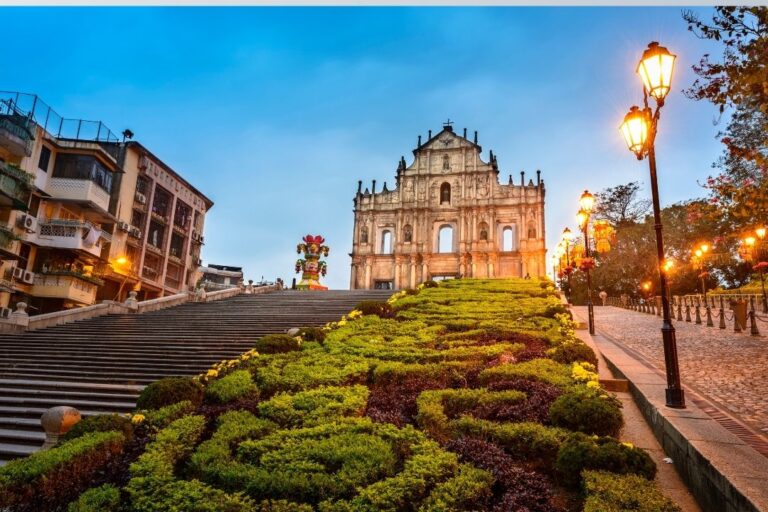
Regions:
[[295, 234, 329, 290]]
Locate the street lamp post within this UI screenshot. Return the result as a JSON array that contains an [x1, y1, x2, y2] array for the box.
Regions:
[[755, 228, 768, 313], [620, 41, 685, 409], [577, 190, 595, 335], [694, 243, 710, 303]]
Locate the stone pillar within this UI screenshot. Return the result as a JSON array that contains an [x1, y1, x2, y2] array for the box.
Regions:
[[124, 291, 139, 310], [41, 406, 81, 449], [409, 257, 417, 289], [10, 302, 29, 328], [364, 259, 372, 290]]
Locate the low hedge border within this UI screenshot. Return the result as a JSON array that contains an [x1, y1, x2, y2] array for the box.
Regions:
[[0, 431, 125, 510]]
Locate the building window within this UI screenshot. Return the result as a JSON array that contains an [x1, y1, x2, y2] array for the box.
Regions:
[[442, 154, 450, 170], [380, 230, 393, 254], [360, 226, 368, 244], [479, 222, 489, 241], [174, 200, 192, 230], [170, 233, 185, 259], [52, 154, 114, 193], [131, 209, 146, 230], [136, 176, 150, 196], [502, 226, 516, 251], [152, 186, 172, 219], [148, 221, 165, 249], [38, 146, 51, 172], [438, 225, 453, 253], [403, 224, 412, 243], [440, 182, 451, 204]]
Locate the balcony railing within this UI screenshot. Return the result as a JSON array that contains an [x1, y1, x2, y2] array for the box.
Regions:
[[34, 219, 110, 258], [47, 177, 111, 213], [30, 272, 100, 306], [0, 162, 32, 209], [0, 116, 33, 157]]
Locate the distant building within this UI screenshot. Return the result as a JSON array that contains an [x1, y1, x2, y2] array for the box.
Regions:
[[199, 264, 243, 291], [350, 122, 546, 290], [0, 91, 213, 315]]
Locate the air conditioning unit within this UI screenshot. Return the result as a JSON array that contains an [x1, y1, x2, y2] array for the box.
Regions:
[[12, 267, 24, 280], [16, 214, 37, 233], [0, 307, 11, 319], [135, 192, 147, 205], [129, 227, 142, 239], [22, 271, 35, 285], [118, 221, 131, 232]]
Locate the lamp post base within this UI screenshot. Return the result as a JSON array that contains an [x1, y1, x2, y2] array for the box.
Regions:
[[665, 388, 686, 409], [587, 302, 595, 335]]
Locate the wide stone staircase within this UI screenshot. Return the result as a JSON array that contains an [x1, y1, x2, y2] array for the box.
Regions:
[[0, 289, 392, 464]]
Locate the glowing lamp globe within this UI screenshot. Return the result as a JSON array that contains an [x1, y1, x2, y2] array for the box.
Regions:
[[561, 227, 572, 241], [576, 209, 589, 231], [637, 42, 676, 103], [756, 227, 766, 239], [620, 106, 649, 159], [579, 190, 595, 213]]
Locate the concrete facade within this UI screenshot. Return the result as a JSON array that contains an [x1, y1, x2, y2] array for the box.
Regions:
[[350, 123, 546, 290]]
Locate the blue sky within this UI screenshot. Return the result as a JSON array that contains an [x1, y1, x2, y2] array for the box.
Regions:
[[2, 7, 724, 288]]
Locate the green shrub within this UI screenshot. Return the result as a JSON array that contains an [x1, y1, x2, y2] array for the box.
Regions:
[[135, 377, 203, 410], [145, 400, 196, 429], [452, 416, 568, 467], [205, 370, 258, 404], [416, 388, 526, 441], [252, 351, 370, 394], [583, 470, 681, 512], [549, 389, 623, 437], [0, 431, 125, 510], [68, 484, 121, 512], [298, 326, 326, 343], [354, 300, 394, 318], [555, 433, 656, 487], [477, 358, 574, 388], [258, 385, 368, 427], [62, 413, 134, 443], [421, 280, 439, 288], [257, 499, 314, 511], [549, 341, 599, 367], [255, 334, 302, 354], [418, 464, 493, 511]]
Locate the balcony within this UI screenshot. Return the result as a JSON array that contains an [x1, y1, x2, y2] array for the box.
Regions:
[[34, 219, 111, 259], [0, 224, 19, 260], [0, 115, 33, 157], [47, 177, 111, 215], [30, 272, 101, 306], [0, 162, 32, 210]]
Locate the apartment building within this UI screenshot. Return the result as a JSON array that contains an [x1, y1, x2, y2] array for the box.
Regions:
[[0, 91, 212, 315]]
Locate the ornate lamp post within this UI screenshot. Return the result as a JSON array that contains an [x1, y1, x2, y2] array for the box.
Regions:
[[754, 228, 768, 312], [619, 41, 685, 408], [577, 190, 595, 335], [693, 243, 710, 303]]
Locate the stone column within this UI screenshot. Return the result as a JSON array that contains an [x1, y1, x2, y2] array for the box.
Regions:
[[364, 258, 372, 290]]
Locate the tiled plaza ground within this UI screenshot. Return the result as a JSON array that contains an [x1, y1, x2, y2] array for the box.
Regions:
[[575, 305, 768, 439]]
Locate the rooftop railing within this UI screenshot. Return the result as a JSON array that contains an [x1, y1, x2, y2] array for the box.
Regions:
[[0, 92, 121, 160]]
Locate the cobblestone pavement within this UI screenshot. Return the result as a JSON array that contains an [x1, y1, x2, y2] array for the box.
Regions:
[[574, 305, 768, 439]]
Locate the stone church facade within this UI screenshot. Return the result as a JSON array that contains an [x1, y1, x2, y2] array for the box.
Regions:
[[350, 123, 546, 290]]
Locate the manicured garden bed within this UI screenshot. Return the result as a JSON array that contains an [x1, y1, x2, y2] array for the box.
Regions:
[[0, 278, 679, 511]]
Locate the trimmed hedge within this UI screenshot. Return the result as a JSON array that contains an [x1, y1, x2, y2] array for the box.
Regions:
[[0, 431, 125, 510], [62, 413, 134, 443], [68, 484, 121, 512], [354, 300, 394, 318], [556, 433, 657, 487], [549, 389, 623, 437], [145, 400, 197, 429], [258, 384, 368, 427], [135, 377, 203, 410], [583, 470, 681, 512], [255, 334, 302, 354], [205, 369, 258, 404]]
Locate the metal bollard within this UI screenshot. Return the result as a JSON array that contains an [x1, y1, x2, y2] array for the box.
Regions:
[[677, 299, 683, 321], [695, 298, 702, 324], [719, 297, 726, 329], [685, 303, 691, 322], [706, 306, 714, 327], [750, 310, 761, 337]]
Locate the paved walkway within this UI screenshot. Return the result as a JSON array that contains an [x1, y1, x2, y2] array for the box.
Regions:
[[575, 305, 768, 442]]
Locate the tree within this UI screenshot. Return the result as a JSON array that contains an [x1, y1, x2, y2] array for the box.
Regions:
[[593, 182, 651, 227], [684, 7, 768, 228]]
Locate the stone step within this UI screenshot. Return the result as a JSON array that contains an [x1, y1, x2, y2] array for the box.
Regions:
[[0, 428, 45, 444]]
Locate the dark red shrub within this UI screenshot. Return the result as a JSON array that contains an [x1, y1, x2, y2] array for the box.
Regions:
[[366, 376, 443, 426], [446, 436, 561, 512], [478, 378, 563, 423]]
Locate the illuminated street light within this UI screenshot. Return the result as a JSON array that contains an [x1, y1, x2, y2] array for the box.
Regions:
[[619, 41, 684, 409], [576, 197, 595, 335], [579, 190, 595, 213]]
